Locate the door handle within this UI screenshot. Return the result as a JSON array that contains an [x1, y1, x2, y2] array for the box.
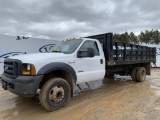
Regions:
[[100, 59, 103, 64]]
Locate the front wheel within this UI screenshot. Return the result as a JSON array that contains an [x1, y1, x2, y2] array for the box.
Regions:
[[39, 78, 71, 111]]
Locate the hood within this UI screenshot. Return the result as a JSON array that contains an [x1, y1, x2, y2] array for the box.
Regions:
[[9, 53, 73, 64]]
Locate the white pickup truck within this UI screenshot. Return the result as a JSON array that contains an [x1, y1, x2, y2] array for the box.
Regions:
[[1, 33, 156, 111]]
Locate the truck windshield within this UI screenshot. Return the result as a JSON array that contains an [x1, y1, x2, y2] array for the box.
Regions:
[[52, 39, 82, 54]]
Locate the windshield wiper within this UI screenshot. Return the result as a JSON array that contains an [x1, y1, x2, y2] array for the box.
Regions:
[[52, 51, 61, 53]]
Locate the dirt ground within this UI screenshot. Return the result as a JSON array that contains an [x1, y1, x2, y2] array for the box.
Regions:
[[0, 68, 160, 120]]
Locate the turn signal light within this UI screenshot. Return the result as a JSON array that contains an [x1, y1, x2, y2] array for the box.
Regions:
[[21, 64, 36, 75]]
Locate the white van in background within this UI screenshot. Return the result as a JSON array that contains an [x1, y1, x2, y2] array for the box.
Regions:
[[0, 34, 60, 75]]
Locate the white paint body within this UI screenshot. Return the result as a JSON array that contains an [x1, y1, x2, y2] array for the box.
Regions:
[[9, 38, 106, 84], [0, 34, 61, 75]]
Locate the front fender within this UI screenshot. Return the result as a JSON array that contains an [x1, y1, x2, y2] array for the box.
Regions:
[[37, 62, 77, 83]]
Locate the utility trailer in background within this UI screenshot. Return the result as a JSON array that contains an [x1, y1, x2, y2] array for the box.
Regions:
[[86, 33, 156, 77], [0, 35, 60, 75]]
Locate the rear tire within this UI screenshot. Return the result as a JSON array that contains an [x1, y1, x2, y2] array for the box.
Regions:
[[39, 78, 71, 111], [136, 67, 146, 82], [131, 67, 138, 81]]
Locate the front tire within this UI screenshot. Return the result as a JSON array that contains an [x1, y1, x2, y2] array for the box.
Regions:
[[39, 78, 71, 111]]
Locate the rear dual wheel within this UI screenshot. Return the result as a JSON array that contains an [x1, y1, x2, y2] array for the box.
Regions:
[[131, 67, 138, 81], [131, 67, 146, 82]]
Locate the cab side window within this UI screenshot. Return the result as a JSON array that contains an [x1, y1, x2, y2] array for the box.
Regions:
[[78, 40, 100, 57]]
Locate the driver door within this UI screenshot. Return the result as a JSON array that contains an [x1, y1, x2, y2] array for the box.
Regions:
[[75, 40, 105, 84]]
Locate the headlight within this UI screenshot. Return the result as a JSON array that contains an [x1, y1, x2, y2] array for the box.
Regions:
[[21, 64, 36, 75], [27, 64, 31, 71]]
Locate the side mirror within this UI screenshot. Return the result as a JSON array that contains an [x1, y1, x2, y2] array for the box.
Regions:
[[77, 48, 95, 58], [87, 48, 95, 57]]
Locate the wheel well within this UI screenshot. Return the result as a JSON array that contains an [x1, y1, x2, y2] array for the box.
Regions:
[[39, 69, 75, 90]]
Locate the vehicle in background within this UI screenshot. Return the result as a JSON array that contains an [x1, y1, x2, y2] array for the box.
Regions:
[[1, 33, 156, 111], [141, 44, 160, 67], [0, 34, 60, 75]]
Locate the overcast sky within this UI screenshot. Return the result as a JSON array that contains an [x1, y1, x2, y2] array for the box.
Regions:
[[0, 0, 159, 40]]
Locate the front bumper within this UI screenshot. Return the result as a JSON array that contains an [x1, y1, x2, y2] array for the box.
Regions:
[[1, 73, 43, 97]]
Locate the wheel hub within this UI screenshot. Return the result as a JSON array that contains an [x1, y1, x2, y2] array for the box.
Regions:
[[141, 70, 146, 80], [49, 86, 64, 102]]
